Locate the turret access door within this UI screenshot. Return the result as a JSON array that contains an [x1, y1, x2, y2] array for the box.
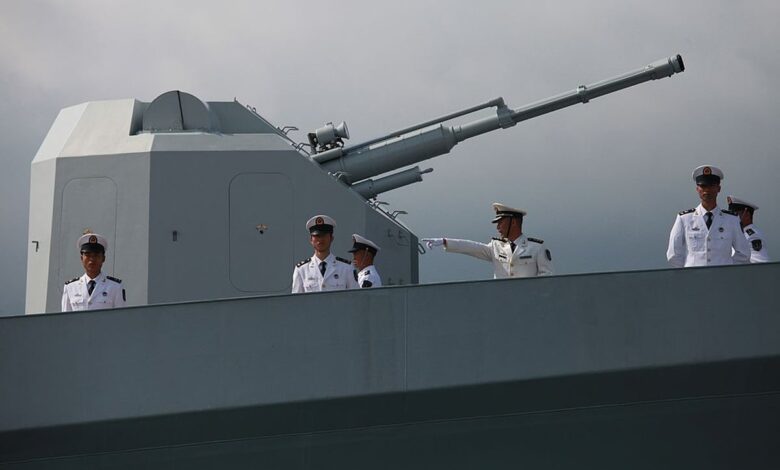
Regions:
[[229, 173, 293, 293]]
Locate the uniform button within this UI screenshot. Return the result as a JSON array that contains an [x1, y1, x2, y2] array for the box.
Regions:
[[707, 237, 711, 241], [707, 258, 711, 262], [707, 248, 711, 252]]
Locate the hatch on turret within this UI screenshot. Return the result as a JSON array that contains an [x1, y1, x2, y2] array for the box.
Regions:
[[142, 90, 219, 133]]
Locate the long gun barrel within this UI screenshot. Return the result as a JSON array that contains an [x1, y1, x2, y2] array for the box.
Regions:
[[317, 55, 684, 186]]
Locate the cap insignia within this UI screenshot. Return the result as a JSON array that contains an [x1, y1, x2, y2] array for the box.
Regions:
[[703, 166, 712, 175], [89, 235, 97, 244], [315, 216, 324, 225]]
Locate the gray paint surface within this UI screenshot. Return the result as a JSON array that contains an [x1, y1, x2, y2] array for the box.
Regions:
[[26, 98, 417, 312], [0, 263, 780, 468]]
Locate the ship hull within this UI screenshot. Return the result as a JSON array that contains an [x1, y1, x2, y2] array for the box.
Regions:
[[3, 263, 779, 468]]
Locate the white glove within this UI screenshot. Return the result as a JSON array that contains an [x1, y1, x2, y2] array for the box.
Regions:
[[422, 238, 445, 249]]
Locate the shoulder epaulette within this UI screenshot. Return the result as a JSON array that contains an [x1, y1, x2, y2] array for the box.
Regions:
[[721, 209, 737, 216], [678, 208, 695, 216], [336, 256, 351, 264], [527, 237, 544, 244], [64, 277, 79, 285], [107, 276, 122, 284], [296, 258, 311, 268]]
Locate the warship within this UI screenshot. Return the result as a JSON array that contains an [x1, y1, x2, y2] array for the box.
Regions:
[[2, 55, 779, 469]]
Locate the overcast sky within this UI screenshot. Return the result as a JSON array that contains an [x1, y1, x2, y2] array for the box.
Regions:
[[2, 0, 779, 315]]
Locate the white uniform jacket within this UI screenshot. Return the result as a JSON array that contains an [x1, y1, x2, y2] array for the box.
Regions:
[[444, 234, 554, 278], [357, 265, 382, 288], [61, 272, 126, 312], [743, 224, 770, 263], [292, 253, 359, 293], [667, 204, 751, 267]]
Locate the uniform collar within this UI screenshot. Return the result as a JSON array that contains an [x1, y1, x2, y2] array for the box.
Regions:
[[82, 272, 105, 283], [312, 253, 335, 265], [510, 234, 527, 246], [696, 203, 720, 215]]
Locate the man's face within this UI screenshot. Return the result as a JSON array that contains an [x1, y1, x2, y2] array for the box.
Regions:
[[496, 217, 518, 238], [80, 251, 105, 278], [310, 233, 333, 253], [352, 249, 373, 271], [696, 183, 721, 204], [735, 207, 753, 226]]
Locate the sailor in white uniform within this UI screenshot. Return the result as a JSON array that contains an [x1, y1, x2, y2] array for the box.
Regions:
[[61, 232, 126, 311], [292, 215, 359, 293], [349, 234, 382, 288], [727, 195, 770, 263], [422, 203, 554, 279], [667, 165, 751, 267]]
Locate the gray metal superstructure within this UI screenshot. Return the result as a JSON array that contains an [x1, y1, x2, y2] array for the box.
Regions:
[[25, 55, 683, 313], [10, 53, 776, 469], [25, 95, 420, 313], [3, 264, 779, 468]]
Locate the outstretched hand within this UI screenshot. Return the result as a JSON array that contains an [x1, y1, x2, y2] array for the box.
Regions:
[[421, 238, 445, 249]]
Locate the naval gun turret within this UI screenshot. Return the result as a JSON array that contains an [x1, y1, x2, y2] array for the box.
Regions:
[[311, 55, 684, 186], [25, 55, 684, 313]]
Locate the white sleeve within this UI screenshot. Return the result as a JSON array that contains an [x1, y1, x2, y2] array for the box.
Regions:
[[61, 285, 72, 312], [731, 223, 751, 264], [291, 266, 304, 293], [346, 265, 359, 290], [751, 238, 770, 263], [444, 238, 493, 261], [666, 215, 686, 267], [114, 284, 127, 308], [536, 247, 554, 276]]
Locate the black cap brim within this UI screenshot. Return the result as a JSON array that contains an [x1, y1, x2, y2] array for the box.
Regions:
[[348, 243, 376, 255], [309, 224, 334, 235], [80, 243, 105, 253], [492, 213, 522, 223], [695, 175, 721, 186]]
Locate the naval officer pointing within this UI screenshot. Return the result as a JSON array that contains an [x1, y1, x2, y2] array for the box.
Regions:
[[349, 234, 382, 288], [422, 203, 554, 278], [61, 232, 126, 311], [292, 215, 359, 293], [667, 165, 750, 267]]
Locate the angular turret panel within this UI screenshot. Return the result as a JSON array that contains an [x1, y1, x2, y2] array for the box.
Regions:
[[26, 93, 417, 313]]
